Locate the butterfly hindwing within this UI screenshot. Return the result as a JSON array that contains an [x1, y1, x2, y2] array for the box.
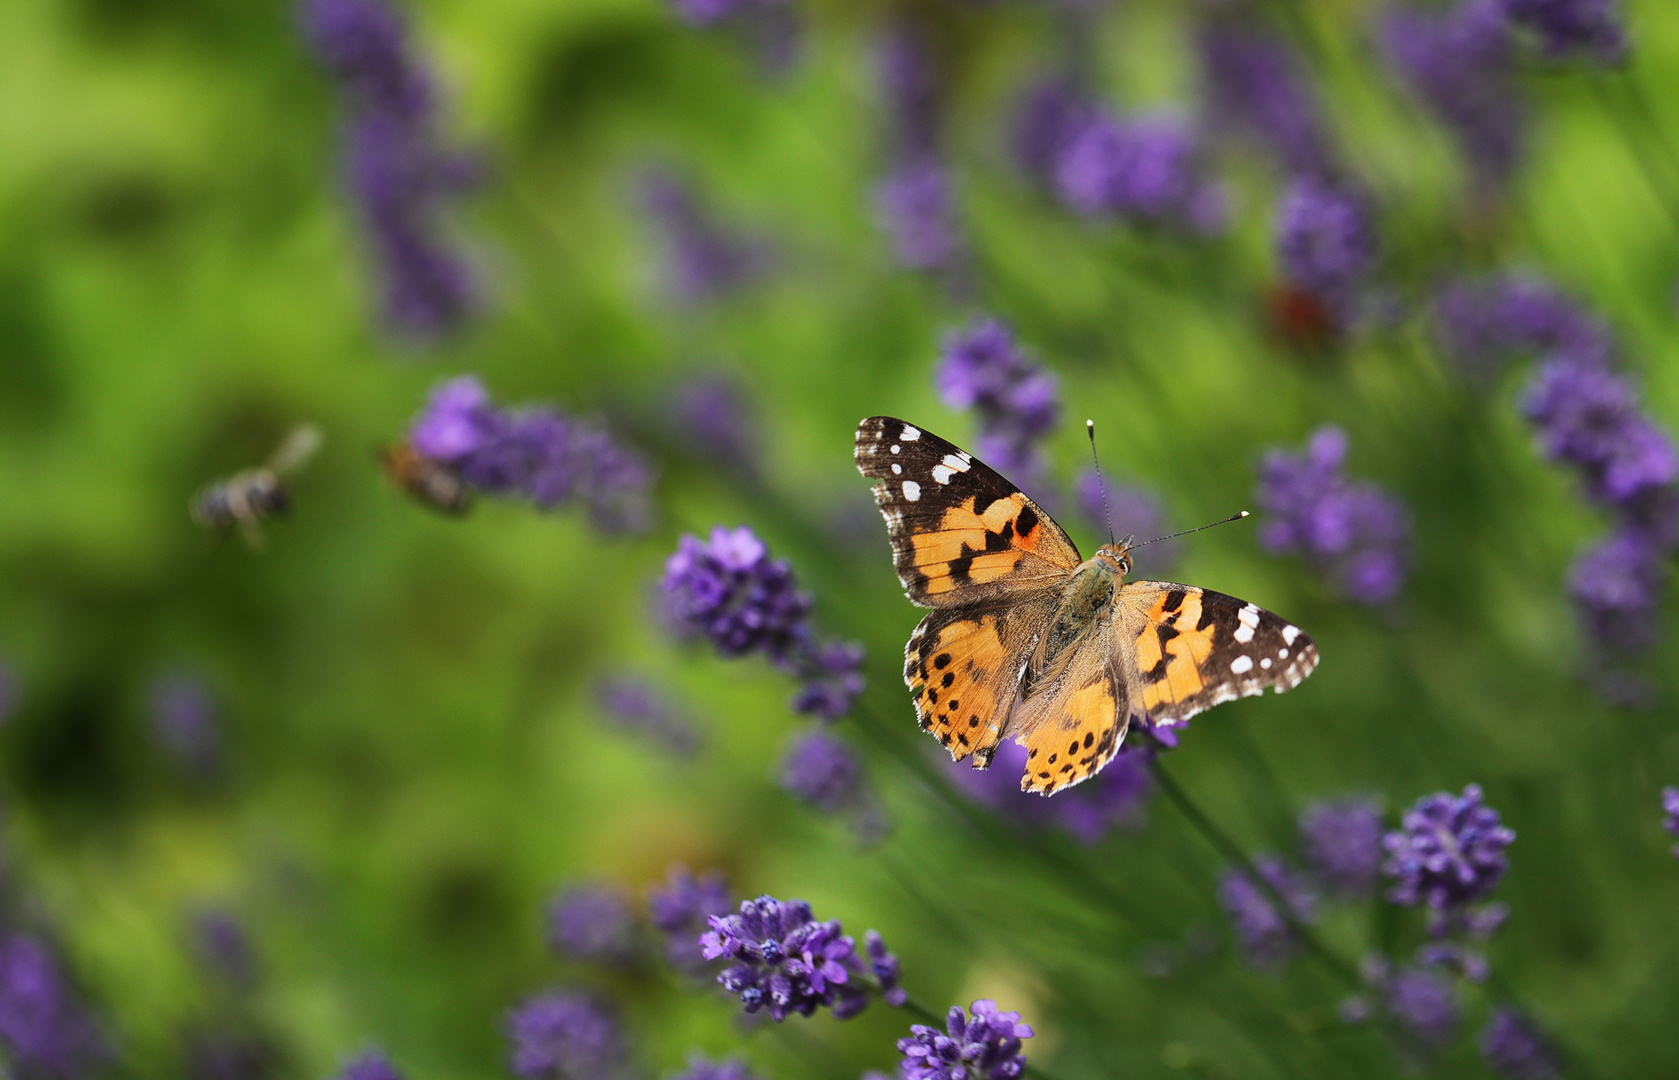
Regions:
[[1118, 583, 1319, 727], [1007, 646, 1129, 796], [855, 416, 1081, 608], [903, 599, 1056, 766]]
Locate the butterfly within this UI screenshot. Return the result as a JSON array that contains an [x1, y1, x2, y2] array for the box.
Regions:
[[854, 416, 1318, 795]]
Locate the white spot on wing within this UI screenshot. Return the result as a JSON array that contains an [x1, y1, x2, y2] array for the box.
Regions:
[[1230, 655, 1254, 675], [891, 445, 901, 454], [1233, 603, 1260, 643], [1282, 625, 1300, 645], [891, 463, 902, 475], [941, 453, 971, 473], [1279, 648, 1289, 659], [931, 466, 954, 484], [1260, 657, 1273, 670], [901, 425, 921, 441], [1233, 623, 1255, 644], [903, 481, 921, 501]]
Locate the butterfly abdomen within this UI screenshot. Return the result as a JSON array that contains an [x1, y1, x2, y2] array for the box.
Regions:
[[1027, 562, 1118, 695]]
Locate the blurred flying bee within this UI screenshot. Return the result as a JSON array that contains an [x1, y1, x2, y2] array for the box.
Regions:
[[378, 440, 473, 516], [190, 425, 323, 547]]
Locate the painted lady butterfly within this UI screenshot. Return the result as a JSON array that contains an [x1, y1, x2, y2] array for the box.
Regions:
[[855, 417, 1319, 795]]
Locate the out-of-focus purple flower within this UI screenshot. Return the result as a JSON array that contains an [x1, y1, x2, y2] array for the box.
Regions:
[[505, 992, 627, 1080], [698, 896, 874, 1021], [668, 1055, 764, 1080], [1661, 786, 1679, 857], [336, 1048, 405, 1080], [1256, 426, 1411, 604], [407, 377, 654, 534], [0, 934, 108, 1079], [1569, 528, 1667, 655], [951, 741, 1155, 843], [786, 640, 866, 722], [669, 0, 755, 27], [670, 374, 759, 479], [1075, 473, 1178, 572], [936, 318, 1059, 482], [661, 526, 811, 659], [546, 885, 638, 966], [1053, 111, 1228, 234], [878, 20, 941, 160], [1500, 0, 1627, 63], [1432, 274, 1615, 383], [1480, 1006, 1563, 1079], [1386, 965, 1461, 1046], [640, 170, 770, 307], [1299, 798, 1384, 897], [189, 909, 258, 990], [1381, 0, 1526, 189], [1273, 175, 1377, 322], [865, 930, 905, 1008], [302, 0, 479, 338], [1520, 358, 1679, 508], [896, 999, 1034, 1080], [1383, 784, 1516, 910], [647, 866, 733, 971], [1196, 24, 1335, 176], [1218, 856, 1319, 971], [1010, 77, 1094, 188], [148, 671, 224, 779], [594, 677, 703, 758], [874, 158, 962, 272], [779, 730, 863, 813]]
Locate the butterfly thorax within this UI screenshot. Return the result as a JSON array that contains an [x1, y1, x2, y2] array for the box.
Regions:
[[1030, 552, 1128, 694]]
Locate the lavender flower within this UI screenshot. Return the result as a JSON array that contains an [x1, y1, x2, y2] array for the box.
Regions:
[[1661, 787, 1679, 857], [1432, 274, 1615, 382], [661, 526, 811, 659], [1383, 784, 1516, 910], [1501, 0, 1627, 63], [1481, 1007, 1563, 1079], [1196, 24, 1335, 176], [1074, 474, 1179, 572], [1381, 0, 1526, 189], [1053, 111, 1228, 234], [1569, 528, 1667, 655], [877, 20, 940, 160], [640, 171, 769, 306], [594, 676, 703, 757], [336, 1048, 405, 1080], [1519, 358, 1678, 508], [546, 885, 637, 966], [148, 671, 224, 779], [188, 909, 258, 989], [865, 930, 905, 1008], [1255, 426, 1411, 604], [954, 741, 1154, 842], [936, 318, 1059, 482], [408, 377, 653, 533], [874, 158, 962, 272], [785, 640, 866, 721], [669, 374, 759, 479], [301, 0, 478, 338], [505, 992, 627, 1080], [779, 730, 862, 813], [648, 866, 732, 970], [1218, 856, 1318, 971], [668, 1055, 763, 1080], [0, 934, 108, 1079], [1010, 77, 1093, 188], [1299, 798, 1384, 897], [896, 1000, 1034, 1080], [1273, 175, 1377, 322], [698, 896, 875, 1020], [1386, 965, 1461, 1046]]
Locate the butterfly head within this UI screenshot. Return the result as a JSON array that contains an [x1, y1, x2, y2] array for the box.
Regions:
[[1093, 541, 1134, 579]]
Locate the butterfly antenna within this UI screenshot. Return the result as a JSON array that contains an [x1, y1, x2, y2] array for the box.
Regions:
[[1086, 420, 1115, 547], [1133, 511, 1251, 548]]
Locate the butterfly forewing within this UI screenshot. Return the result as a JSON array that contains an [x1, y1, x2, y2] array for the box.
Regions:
[[855, 416, 1081, 608]]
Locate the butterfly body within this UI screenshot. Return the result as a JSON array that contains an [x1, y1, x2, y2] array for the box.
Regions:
[[855, 416, 1318, 795]]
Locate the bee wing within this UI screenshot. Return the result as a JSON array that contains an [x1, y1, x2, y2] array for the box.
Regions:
[[267, 425, 323, 474]]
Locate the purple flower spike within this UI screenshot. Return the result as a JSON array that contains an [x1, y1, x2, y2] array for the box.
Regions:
[[1011, 77, 1094, 188], [1054, 112, 1228, 234], [1381, 0, 1526, 189], [1520, 358, 1679, 508], [1386, 965, 1461, 1046], [1196, 24, 1335, 176], [648, 866, 733, 971], [699, 896, 873, 1021], [1661, 787, 1679, 857], [896, 999, 1034, 1080], [1219, 856, 1318, 971], [1481, 1006, 1563, 1079], [937, 318, 1059, 484], [640, 170, 770, 306], [0, 934, 109, 1079], [874, 158, 962, 272], [1256, 426, 1411, 604], [1274, 175, 1377, 322], [1299, 798, 1384, 897], [505, 992, 627, 1080], [546, 884, 637, 966], [1382, 784, 1516, 909], [865, 930, 905, 1007], [669, 1055, 765, 1080], [594, 676, 703, 758], [1432, 274, 1615, 383], [1500, 0, 1627, 64], [779, 730, 863, 813], [1569, 528, 1667, 655], [661, 526, 811, 659], [337, 1048, 405, 1080], [148, 671, 224, 780]]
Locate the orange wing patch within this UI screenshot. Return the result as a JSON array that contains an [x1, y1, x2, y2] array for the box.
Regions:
[[1018, 673, 1127, 795], [908, 494, 1048, 596], [905, 612, 1017, 763], [1135, 588, 1216, 713]]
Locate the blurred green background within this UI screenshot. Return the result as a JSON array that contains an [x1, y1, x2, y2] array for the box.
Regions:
[[4, 0, 1679, 1076]]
